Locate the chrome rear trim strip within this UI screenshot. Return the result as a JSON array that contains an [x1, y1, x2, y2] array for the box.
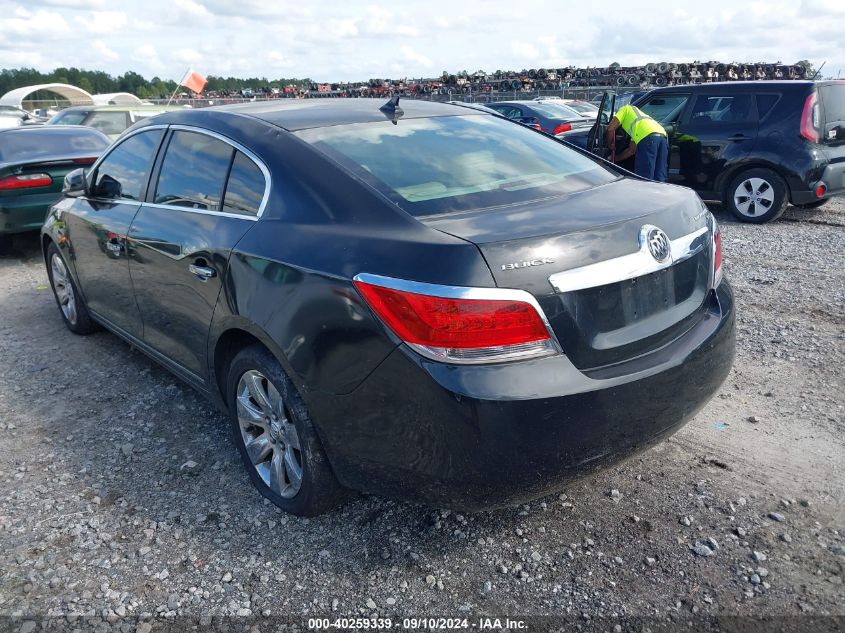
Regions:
[[548, 226, 709, 294]]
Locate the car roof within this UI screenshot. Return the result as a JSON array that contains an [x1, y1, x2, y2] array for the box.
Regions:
[[58, 104, 185, 112], [209, 99, 485, 131], [647, 81, 817, 93]]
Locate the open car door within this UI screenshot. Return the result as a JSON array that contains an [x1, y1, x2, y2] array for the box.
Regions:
[[587, 91, 615, 159]]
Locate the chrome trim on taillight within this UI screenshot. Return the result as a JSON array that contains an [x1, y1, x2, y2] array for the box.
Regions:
[[711, 216, 723, 289], [547, 225, 709, 294], [352, 273, 563, 364]]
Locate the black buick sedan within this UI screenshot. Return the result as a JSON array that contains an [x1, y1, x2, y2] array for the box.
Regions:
[[42, 99, 735, 516]]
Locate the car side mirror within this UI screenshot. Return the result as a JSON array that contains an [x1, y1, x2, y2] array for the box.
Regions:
[[663, 123, 676, 136], [62, 168, 87, 198]]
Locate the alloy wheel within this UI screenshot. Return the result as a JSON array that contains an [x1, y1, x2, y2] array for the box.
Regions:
[[733, 177, 774, 218], [236, 370, 303, 498], [50, 253, 77, 325]]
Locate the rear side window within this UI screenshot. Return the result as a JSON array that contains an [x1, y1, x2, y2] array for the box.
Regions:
[[93, 129, 164, 201], [689, 94, 753, 123], [756, 94, 781, 119], [154, 131, 234, 210], [297, 114, 616, 216], [86, 111, 129, 135], [222, 151, 265, 216]]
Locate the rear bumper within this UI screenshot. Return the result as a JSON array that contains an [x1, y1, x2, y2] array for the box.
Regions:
[[791, 151, 845, 204], [0, 195, 55, 235], [310, 282, 735, 510]]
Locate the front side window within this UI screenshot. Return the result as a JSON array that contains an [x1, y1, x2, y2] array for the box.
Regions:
[[639, 94, 689, 124], [297, 114, 617, 216], [86, 111, 129, 135], [93, 129, 164, 201], [222, 151, 265, 216], [154, 131, 233, 210], [689, 94, 753, 123]]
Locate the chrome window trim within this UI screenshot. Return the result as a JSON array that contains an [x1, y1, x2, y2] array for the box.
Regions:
[[142, 201, 259, 221], [352, 272, 563, 364], [84, 123, 271, 220], [548, 225, 709, 294]]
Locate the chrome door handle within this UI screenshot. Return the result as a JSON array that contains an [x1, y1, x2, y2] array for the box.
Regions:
[[189, 264, 216, 280]]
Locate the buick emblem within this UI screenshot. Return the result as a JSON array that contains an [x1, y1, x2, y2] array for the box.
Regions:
[[642, 226, 671, 262]]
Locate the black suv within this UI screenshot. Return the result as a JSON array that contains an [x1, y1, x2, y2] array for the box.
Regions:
[[565, 81, 845, 223]]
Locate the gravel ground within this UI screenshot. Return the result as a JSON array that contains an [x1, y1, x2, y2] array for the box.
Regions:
[[0, 200, 843, 632]]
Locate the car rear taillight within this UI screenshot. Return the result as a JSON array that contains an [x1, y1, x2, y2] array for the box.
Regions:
[[713, 222, 723, 287], [0, 173, 53, 191], [552, 122, 572, 135], [800, 92, 820, 143], [353, 274, 559, 364], [815, 183, 827, 198]]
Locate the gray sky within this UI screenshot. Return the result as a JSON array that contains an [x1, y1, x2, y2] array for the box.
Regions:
[[2, 0, 843, 82]]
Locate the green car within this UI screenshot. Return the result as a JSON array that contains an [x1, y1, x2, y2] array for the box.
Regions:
[[48, 104, 186, 139], [0, 126, 110, 241]]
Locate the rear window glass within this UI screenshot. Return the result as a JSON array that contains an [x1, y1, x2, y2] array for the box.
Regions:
[[49, 110, 89, 125], [818, 84, 845, 122], [296, 115, 616, 216], [530, 102, 581, 118], [222, 151, 265, 216], [0, 128, 109, 162]]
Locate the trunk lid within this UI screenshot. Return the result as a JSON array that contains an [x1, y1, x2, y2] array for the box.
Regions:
[[422, 178, 715, 371]]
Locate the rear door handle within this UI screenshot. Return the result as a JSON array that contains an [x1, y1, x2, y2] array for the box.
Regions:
[[189, 263, 217, 280], [728, 134, 750, 141]]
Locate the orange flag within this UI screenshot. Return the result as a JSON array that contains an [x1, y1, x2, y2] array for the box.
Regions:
[[180, 68, 207, 94]]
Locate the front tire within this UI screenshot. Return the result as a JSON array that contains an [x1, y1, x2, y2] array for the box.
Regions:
[[46, 242, 97, 334], [226, 344, 349, 516], [724, 168, 788, 223]]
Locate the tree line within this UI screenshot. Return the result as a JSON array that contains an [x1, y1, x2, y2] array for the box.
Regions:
[[0, 68, 313, 100]]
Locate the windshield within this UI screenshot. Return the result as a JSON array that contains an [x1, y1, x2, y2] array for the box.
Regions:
[[296, 114, 616, 216], [0, 128, 109, 162]]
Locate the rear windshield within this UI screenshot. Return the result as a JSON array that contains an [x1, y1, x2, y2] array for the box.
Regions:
[[530, 102, 582, 119], [49, 110, 90, 125], [819, 83, 845, 124], [0, 128, 109, 163], [296, 114, 616, 216]]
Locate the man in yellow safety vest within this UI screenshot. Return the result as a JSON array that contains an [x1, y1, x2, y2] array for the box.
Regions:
[[606, 104, 668, 182]]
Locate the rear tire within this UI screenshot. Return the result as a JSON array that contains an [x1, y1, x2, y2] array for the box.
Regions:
[[724, 168, 788, 223], [226, 344, 349, 516], [794, 199, 829, 210], [46, 241, 98, 334]]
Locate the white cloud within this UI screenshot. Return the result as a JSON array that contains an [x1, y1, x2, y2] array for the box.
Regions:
[[92, 40, 119, 62], [511, 40, 540, 60], [401, 46, 433, 68], [6, 9, 70, 35], [78, 10, 128, 34], [173, 0, 211, 17]]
